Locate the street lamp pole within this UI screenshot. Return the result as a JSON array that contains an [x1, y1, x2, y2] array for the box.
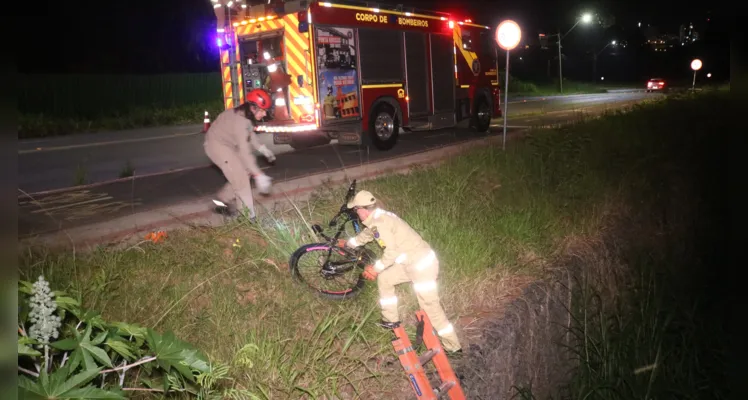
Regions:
[[556, 13, 592, 94], [557, 30, 563, 93], [495, 20, 522, 151]]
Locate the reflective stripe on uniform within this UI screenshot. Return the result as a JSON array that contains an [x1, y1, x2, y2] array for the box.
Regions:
[[348, 237, 359, 247], [374, 260, 385, 272], [373, 208, 398, 220], [395, 253, 408, 264], [415, 250, 436, 271], [437, 324, 454, 336], [413, 280, 437, 293], [379, 296, 398, 306]]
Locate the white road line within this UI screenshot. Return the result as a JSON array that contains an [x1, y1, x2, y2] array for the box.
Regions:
[[30, 196, 114, 214], [19, 132, 200, 154]]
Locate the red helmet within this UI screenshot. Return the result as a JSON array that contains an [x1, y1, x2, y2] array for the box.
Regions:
[[245, 89, 272, 110]]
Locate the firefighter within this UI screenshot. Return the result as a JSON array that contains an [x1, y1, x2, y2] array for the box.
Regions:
[[338, 191, 462, 353], [203, 89, 275, 220]]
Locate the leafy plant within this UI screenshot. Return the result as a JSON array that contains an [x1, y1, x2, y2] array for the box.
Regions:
[[17, 275, 245, 398]]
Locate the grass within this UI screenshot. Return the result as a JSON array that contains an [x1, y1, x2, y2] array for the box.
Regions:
[[557, 90, 729, 399], [18, 90, 730, 398], [503, 76, 627, 96], [119, 160, 135, 178], [73, 164, 87, 186], [19, 100, 224, 139]]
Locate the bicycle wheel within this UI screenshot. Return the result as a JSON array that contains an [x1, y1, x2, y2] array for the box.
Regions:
[[289, 243, 373, 300]]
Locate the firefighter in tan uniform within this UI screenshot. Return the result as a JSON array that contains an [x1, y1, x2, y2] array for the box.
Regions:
[[338, 190, 462, 352], [204, 89, 276, 220]]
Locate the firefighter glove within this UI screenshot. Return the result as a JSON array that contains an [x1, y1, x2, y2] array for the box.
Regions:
[[362, 265, 378, 281], [257, 144, 276, 163]]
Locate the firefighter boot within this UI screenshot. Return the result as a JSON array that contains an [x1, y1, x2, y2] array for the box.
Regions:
[[377, 320, 401, 330]]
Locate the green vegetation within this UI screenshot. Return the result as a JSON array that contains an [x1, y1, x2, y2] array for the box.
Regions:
[[19, 73, 224, 139], [19, 90, 728, 398], [119, 161, 135, 179], [499, 74, 629, 96], [17, 276, 246, 399], [20, 101, 224, 139]]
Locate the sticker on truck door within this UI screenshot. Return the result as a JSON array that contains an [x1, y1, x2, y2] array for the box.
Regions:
[[315, 26, 361, 123]]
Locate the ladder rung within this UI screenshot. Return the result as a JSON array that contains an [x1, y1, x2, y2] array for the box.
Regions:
[[435, 381, 455, 398], [418, 349, 437, 366]]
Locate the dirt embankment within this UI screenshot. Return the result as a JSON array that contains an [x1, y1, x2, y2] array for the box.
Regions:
[[454, 222, 641, 398]]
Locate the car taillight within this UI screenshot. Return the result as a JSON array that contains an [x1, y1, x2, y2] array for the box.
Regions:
[[647, 82, 653, 87]]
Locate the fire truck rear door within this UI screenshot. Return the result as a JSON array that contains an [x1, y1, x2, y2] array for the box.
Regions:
[[404, 32, 430, 117]]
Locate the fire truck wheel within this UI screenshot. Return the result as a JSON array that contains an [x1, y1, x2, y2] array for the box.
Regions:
[[369, 103, 399, 151], [472, 95, 492, 133]]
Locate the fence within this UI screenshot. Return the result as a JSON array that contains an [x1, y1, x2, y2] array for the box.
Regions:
[[18, 73, 223, 117]]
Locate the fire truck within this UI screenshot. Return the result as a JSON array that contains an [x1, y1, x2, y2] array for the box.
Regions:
[[212, 0, 501, 150]]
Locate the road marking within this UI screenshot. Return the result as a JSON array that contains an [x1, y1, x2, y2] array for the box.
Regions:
[[19, 189, 143, 221], [20, 162, 273, 199], [30, 196, 114, 214], [18, 131, 200, 154]]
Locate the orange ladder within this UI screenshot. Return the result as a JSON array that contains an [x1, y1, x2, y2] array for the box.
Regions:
[[391, 310, 466, 400]]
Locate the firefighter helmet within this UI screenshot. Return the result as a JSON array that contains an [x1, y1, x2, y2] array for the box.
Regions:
[[245, 89, 272, 110]]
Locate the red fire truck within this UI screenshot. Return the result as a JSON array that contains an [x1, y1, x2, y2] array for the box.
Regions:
[[213, 0, 501, 150]]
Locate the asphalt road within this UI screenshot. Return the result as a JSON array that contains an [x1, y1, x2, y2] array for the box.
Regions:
[[18, 93, 658, 239], [18, 91, 654, 194]]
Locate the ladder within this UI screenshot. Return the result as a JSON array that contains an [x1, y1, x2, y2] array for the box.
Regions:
[[391, 311, 466, 400]]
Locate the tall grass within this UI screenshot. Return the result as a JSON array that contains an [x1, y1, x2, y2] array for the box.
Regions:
[[558, 90, 730, 399]]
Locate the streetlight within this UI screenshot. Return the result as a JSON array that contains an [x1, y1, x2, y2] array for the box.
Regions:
[[495, 19, 522, 151], [593, 40, 616, 81], [707, 72, 712, 78], [556, 12, 594, 93], [690, 58, 702, 91]]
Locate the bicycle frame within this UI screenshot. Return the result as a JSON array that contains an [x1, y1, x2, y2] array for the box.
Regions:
[[310, 180, 367, 277]]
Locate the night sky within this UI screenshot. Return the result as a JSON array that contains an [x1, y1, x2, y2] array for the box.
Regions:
[[23, 0, 719, 75]]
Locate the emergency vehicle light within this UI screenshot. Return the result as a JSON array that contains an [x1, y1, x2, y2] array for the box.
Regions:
[[255, 124, 317, 133]]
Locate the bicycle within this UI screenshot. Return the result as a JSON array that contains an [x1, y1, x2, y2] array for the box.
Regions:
[[288, 179, 378, 300]]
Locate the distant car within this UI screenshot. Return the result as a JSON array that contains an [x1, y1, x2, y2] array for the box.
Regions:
[[646, 78, 666, 92]]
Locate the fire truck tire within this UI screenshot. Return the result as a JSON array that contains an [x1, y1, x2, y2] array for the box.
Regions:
[[368, 103, 399, 151], [472, 95, 492, 133]]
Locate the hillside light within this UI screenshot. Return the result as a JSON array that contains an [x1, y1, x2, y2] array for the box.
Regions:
[[495, 19, 522, 151]]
